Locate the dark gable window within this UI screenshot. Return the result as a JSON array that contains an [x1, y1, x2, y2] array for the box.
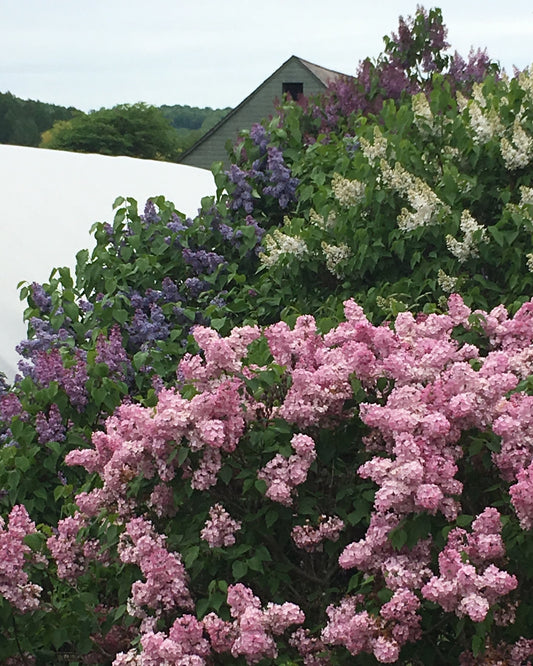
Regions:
[[282, 82, 304, 100]]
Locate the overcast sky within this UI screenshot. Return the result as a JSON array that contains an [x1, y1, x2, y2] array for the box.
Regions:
[[1, 0, 533, 112]]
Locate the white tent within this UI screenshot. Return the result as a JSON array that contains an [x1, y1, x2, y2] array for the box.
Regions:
[[0, 145, 216, 380]]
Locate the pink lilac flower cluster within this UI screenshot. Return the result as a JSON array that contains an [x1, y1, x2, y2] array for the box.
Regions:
[[117, 516, 193, 616], [265, 313, 373, 427], [321, 588, 421, 663], [179, 323, 261, 389], [200, 503, 242, 548], [336, 298, 533, 606], [357, 344, 517, 518], [338, 512, 432, 594], [459, 637, 533, 665], [421, 508, 517, 621], [493, 393, 533, 482], [114, 584, 304, 665], [289, 627, 331, 665], [65, 376, 246, 516], [223, 583, 305, 664], [0, 392, 25, 421], [47, 511, 99, 582], [291, 515, 345, 552], [257, 433, 316, 506], [114, 614, 210, 665], [0, 505, 43, 612], [509, 462, 533, 530], [260, 295, 480, 431]]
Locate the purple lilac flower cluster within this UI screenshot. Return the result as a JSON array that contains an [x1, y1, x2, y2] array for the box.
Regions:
[[127, 304, 170, 349], [182, 247, 226, 275], [16, 317, 70, 361], [226, 124, 299, 216], [95, 325, 131, 380], [0, 392, 21, 421], [35, 403, 66, 445], [30, 282, 52, 314], [125, 283, 182, 350], [226, 164, 255, 214], [140, 200, 161, 226], [309, 6, 497, 137], [25, 348, 89, 410], [262, 146, 299, 209]]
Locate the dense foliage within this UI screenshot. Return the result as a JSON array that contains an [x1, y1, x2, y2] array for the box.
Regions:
[[160, 104, 231, 153], [0, 92, 229, 158], [160, 104, 231, 132], [3, 6, 533, 664], [0, 92, 78, 147], [40, 103, 185, 161], [41, 103, 232, 160]]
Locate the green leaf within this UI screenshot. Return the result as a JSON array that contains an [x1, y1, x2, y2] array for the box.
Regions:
[[232, 560, 248, 580], [177, 447, 189, 465], [389, 527, 407, 550], [184, 545, 200, 569], [472, 634, 485, 658], [265, 509, 278, 528], [132, 351, 149, 371], [218, 464, 233, 485], [247, 556, 264, 573]]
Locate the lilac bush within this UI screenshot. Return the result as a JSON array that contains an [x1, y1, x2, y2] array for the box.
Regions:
[[6, 295, 532, 664]]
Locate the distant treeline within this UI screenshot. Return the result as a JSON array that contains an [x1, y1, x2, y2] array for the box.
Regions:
[[0, 92, 231, 160], [0, 92, 78, 146], [160, 104, 231, 154]]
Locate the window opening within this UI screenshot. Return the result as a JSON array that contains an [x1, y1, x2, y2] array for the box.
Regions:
[[282, 82, 304, 100]]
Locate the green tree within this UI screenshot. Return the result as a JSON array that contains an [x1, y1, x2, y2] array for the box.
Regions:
[[41, 102, 181, 161], [159, 103, 231, 131], [0, 91, 77, 146]]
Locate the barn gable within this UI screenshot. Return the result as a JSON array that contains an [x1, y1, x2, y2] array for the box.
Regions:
[[179, 55, 348, 170]]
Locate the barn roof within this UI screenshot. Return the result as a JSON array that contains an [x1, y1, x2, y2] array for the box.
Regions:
[[178, 55, 350, 165], [296, 56, 349, 86]]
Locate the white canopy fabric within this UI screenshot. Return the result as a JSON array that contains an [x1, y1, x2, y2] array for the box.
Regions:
[[0, 145, 215, 380]]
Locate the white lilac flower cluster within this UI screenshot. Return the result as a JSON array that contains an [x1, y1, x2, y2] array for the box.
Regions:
[[445, 209, 488, 263], [469, 102, 502, 144], [321, 241, 351, 278], [359, 126, 390, 166], [437, 269, 458, 293], [457, 83, 503, 145], [331, 172, 366, 207], [411, 92, 434, 132], [309, 207, 336, 230], [380, 160, 449, 231], [503, 185, 533, 236], [259, 226, 308, 268], [518, 64, 533, 103], [500, 119, 533, 171]]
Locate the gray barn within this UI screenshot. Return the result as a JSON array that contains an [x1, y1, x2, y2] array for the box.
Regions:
[[179, 55, 349, 170]]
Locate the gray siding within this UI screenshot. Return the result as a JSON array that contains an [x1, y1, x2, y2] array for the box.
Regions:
[[180, 60, 328, 170]]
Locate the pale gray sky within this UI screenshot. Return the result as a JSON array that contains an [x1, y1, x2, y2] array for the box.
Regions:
[[1, 0, 532, 112]]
